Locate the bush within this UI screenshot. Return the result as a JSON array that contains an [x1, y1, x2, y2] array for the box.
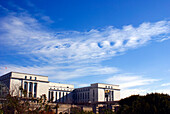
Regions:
[[117, 93, 170, 114]]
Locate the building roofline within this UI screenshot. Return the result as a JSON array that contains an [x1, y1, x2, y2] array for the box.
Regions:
[[74, 86, 91, 89], [10, 71, 48, 77], [91, 83, 119, 86]]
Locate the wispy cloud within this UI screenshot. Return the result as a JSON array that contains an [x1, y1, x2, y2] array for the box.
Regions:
[[0, 6, 170, 63], [161, 83, 170, 87], [105, 74, 159, 89], [120, 88, 170, 98], [0, 64, 119, 80]]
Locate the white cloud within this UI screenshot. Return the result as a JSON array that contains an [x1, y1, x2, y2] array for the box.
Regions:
[[0, 10, 170, 63], [105, 74, 159, 89], [0, 64, 119, 80], [161, 83, 170, 87], [120, 88, 170, 99]]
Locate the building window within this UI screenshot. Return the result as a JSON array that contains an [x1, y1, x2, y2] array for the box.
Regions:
[[93, 90, 95, 97], [59, 92, 61, 102], [34, 83, 37, 98], [112, 91, 114, 101], [48, 91, 51, 101], [51, 92, 54, 102], [29, 82, 33, 97], [25, 76, 27, 79], [35, 77, 37, 80], [83, 93, 84, 99], [24, 82, 27, 97], [30, 76, 32, 80], [24, 82, 27, 90], [66, 93, 68, 101], [63, 92, 64, 102], [56, 92, 58, 102]]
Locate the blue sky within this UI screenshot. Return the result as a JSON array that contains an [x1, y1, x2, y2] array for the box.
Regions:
[[0, 0, 170, 98]]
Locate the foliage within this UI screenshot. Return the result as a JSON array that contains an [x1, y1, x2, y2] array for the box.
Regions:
[[100, 108, 115, 114], [70, 107, 94, 114], [116, 93, 170, 114], [1, 94, 30, 114], [0, 93, 55, 113]]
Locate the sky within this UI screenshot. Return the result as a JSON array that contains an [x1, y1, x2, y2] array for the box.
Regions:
[[0, 0, 170, 98]]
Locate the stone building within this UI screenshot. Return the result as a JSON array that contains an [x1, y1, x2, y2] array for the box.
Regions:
[[0, 72, 120, 104], [73, 83, 120, 104]]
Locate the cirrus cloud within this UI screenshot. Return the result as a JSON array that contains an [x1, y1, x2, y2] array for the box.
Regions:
[[0, 8, 170, 64]]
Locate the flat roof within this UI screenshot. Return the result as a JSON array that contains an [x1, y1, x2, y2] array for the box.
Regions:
[[10, 71, 48, 77], [91, 83, 119, 86]]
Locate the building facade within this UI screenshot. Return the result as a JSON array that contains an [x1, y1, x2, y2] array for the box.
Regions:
[[73, 83, 120, 104], [0, 72, 120, 103]]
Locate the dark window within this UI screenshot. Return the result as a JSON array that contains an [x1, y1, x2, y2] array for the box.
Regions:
[[88, 92, 89, 99], [63, 92, 64, 102], [29, 82, 32, 92], [29, 82, 32, 97], [34, 83, 37, 98], [25, 76, 27, 79], [35, 77, 37, 80], [56, 92, 57, 102], [83, 93, 84, 99], [48, 91, 51, 101], [51, 92, 54, 102], [30, 76, 32, 80], [93, 90, 95, 97], [66, 93, 68, 101], [59, 92, 61, 102], [112, 91, 114, 101], [24, 82, 27, 90]]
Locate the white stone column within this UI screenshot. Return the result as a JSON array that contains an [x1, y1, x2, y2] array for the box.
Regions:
[[57, 91, 59, 102], [53, 91, 56, 102]]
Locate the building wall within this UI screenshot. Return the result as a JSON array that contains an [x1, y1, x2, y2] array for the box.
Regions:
[[98, 88, 105, 102], [0, 72, 120, 104], [114, 90, 120, 101], [73, 83, 120, 104], [48, 82, 74, 103]]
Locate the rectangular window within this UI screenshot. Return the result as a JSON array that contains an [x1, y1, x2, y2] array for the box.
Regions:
[[29, 82, 32, 97], [56, 92, 57, 102], [66, 93, 68, 101], [112, 91, 114, 101], [29, 82, 32, 92], [63, 92, 64, 102], [30, 76, 32, 80], [35, 77, 37, 80], [93, 90, 95, 97], [51, 92, 54, 102], [48, 91, 51, 101], [83, 93, 84, 99], [34, 83, 37, 98], [24, 82, 27, 90], [24, 82, 27, 97], [25, 76, 27, 79], [59, 92, 61, 102], [88, 92, 89, 99]]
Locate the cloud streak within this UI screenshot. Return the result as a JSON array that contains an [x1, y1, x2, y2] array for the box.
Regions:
[[105, 74, 159, 89], [0, 64, 119, 80], [0, 9, 170, 63]]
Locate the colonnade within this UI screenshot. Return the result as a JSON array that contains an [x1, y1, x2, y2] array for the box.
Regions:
[[23, 81, 37, 98], [48, 91, 70, 103]]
